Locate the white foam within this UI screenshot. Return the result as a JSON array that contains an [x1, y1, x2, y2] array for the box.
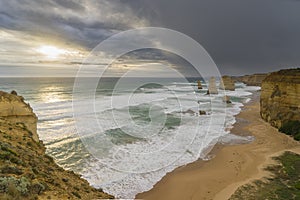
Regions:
[[30, 81, 255, 199]]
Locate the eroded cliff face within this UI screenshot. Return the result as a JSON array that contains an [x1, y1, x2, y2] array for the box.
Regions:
[[232, 73, 268, 86], [0, 91, 113, 199], [260, 69, 300, 128], [0, 91, 38, 142]]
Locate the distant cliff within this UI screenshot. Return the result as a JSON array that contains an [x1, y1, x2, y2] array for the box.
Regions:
[[232, 73, 268, 86], [260, 69, 300, 140], [0, 91, 113, 199], [220, 76, 235, 91]]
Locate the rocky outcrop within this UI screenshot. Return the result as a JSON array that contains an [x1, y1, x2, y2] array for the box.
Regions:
[[207, 77, 218, 94], [232, 73, 268, 86], [0, 91, 38, 142], [260, 68, 300, 129], [197, 80, 203, 89], [0, 91, 113, 199], [222, 96, 232, 104], [220, 76, 235, 91]]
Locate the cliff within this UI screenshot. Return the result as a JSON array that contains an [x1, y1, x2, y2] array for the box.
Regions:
[[232, 73, 268, 86], [260, 68, 300, 139], [0, 91, 113, 200], [220, 76, 235, 91], [0, 91, 38, 142]]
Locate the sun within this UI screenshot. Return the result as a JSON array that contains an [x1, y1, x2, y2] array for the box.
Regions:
[[37, 45, 67, 59]]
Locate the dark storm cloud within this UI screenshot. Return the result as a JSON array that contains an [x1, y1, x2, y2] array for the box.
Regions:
[[122, 0, 300, 75], [0, 0, 299, 75]]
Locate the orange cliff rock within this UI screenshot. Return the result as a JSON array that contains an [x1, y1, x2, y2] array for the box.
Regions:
[[260, 68, 300, 129], [0, 91, 38, 142]]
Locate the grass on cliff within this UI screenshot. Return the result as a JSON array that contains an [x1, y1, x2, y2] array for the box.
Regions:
[[0, 119, 113, 200], [230, 151, 300, 200], [279, 120, 300, 141]]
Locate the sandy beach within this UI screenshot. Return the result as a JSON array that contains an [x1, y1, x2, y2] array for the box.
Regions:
[[136, 96, 300, 200]]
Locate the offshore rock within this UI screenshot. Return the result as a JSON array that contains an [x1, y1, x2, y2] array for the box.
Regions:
[[197, 80, 203, 89], [207, 77, 218, 94]]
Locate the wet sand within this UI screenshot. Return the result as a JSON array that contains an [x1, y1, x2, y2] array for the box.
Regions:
[[136, 97, 300, 200]]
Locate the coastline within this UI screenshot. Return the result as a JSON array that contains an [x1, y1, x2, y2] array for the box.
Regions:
[[136, 93, 300, 200]]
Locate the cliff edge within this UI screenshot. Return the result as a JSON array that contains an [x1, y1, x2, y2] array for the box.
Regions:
[[232, 73, 268, 86], [260, 68, 300, 140], [0, 91, 113, 199]]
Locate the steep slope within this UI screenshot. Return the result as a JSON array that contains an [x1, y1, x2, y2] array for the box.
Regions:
[[0, 91, 113, 200], [260, 68, 300, 140]]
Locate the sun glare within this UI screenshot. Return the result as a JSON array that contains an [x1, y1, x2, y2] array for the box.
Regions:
[[37, 45, 67, 58]]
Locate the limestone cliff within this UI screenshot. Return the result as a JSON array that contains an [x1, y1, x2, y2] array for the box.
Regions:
[[0, 91, 113, 200], [232, 73, 268, 86], [0, 91, 38, 142], [220, 76, 235, 91], [260, 68, 300, 129]]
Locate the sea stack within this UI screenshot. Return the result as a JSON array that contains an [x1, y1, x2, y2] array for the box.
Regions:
[[207, 77, 218, 94], [220, 76, 235, 91], [197, 80, 203, 89], [222, 95, 232, 104], [0, 90, 38, 142]]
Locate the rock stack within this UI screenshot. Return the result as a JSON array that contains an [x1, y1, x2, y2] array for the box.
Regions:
[[223, 95, 232, 104], [197, 80, 203, 89], [207, 77, 218, 94], [220, 76, 235, 91]]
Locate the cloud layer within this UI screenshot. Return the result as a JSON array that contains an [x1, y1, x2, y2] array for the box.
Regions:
[[1, 0, 300, 75], [0, 0, 149, 63]]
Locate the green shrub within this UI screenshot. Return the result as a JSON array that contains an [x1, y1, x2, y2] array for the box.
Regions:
[[279, 120, 300, 141], [230, 151, 300, 199], [295, 133, 300, 141], [0, 176, 31, 196], [72, 191, 81, 199]]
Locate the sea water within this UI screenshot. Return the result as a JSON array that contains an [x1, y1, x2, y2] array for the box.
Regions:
[[0, 77, 260, 198]]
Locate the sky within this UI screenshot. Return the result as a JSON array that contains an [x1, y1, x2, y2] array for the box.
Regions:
[[0, 0, 300, 76]]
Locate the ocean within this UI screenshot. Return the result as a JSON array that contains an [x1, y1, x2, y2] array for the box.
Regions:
[[0, 77, 260, 198]]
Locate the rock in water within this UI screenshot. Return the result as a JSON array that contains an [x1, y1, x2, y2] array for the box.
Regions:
[[197, 80, 203, 89], [220, 76, 235, 91], [208, 77, 218, 94], [199, 110, 206, 115], [223, 95, 232, 104], [260, 68, 300, 128]]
